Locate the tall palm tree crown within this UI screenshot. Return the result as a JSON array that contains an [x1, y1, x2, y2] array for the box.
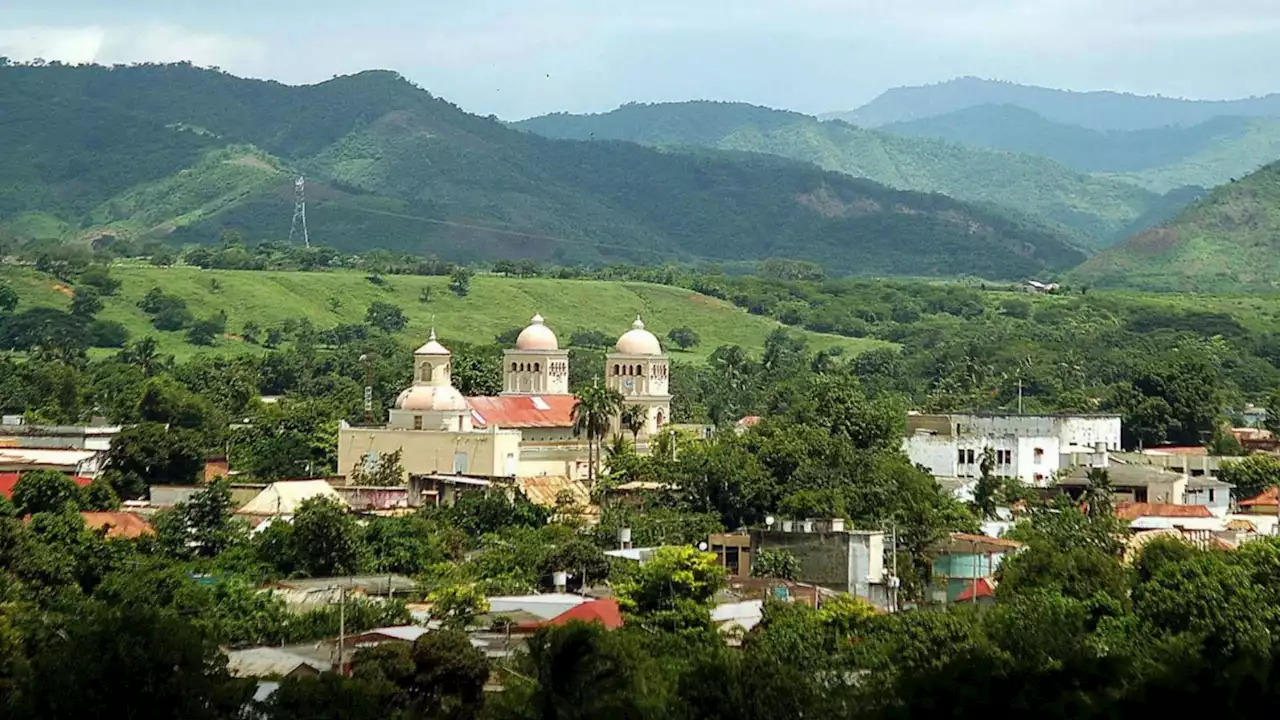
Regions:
[[572, 382, 624, 487]]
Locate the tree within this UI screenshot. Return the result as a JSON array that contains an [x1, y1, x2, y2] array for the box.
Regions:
[[667, 326, 700, 351], [81, 476, 121, 511], [0, 281, 17, 313], [449, 267, 473, 297], [619, 404, 647, 443], [614, 545, 725, 633], [155, 479, 245, 558], [427, 583, 490, 630], [1265, 389, 1280, 436], [11, 470, 82, 515], [87, 319, 129, 348], [1083, 467, 1114, 519], [1218, 454, 1280, 500], [365, 301, 407, 334], [349, 448, 405, 486], [418, 287, 433, 304], [149, 247, 177, 267], [103, 423, 205, 497], [752, 548, 800, 581], [572, 383, 624, 487], [69, 286, 103, 318], [259, 673, 391, 720], [407, 630, 489, 719], [186, 317, 223, 345], [121, 336, 164, 376], [971, 446, 1000, 520], [78, 265, 121, 295], [241, 320, 261, 344], [292, 496, 365, 576]]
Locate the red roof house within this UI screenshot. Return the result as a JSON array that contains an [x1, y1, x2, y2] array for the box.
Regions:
[[1114, 503, 1214, 520], [954, 577, 996, 602], [517, 598, 624, 631], [1239, 487, 1280, 512]]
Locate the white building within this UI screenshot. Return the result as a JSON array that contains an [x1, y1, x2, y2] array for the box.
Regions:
[[903, 412, 1122, 486]]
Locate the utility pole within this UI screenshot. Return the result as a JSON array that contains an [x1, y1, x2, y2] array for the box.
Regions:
[[1017, 378, 1023, 414], [360, 354, 373, 424], [337, 584, 346, 675]]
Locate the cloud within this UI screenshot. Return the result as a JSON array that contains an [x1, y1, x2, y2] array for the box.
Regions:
[[0, 23, 265, 71]]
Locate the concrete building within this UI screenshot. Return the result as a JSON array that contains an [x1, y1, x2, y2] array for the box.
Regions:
[[929, 533, 1024, 604], [904, 412, 1122, 486], [710, 522, 890, 606]]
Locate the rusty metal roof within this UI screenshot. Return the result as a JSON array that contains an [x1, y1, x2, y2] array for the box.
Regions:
[[1115, 503, 1214, 520], [467, 395, 577, 429], [79, 512, 154, 539], [517, 475, 590, 508]]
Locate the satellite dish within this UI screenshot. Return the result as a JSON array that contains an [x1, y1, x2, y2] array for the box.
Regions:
[[765, 515, 776, 527], [697, 541, 709, 551]]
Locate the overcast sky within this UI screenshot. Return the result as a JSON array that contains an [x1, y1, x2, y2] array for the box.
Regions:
[[4, 0, 1280, 119]]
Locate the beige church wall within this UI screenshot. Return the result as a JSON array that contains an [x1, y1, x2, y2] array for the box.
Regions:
[[338, 428, 522, 481]]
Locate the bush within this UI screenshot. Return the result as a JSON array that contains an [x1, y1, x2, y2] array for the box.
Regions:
[[87, 319, 130, 348]]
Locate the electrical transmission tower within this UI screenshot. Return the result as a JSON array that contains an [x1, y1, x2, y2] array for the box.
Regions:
[[289, 175, 310, 247]]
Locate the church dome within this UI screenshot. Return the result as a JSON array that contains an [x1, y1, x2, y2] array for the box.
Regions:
[[515, 314, 559, 351], [615, 317, 662, 356], [394, 384, 470, 412]]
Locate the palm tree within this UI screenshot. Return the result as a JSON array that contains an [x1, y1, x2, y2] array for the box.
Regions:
[[572, 382, 623, 488], [1084, 467, 1114, 520], [620, 404, 647, 444]]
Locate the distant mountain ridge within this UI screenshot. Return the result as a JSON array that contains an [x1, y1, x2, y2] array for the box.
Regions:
[[1071, 160, 1280, 291], [826, 77, 1280, 131], [882, 104, 1280, 193], [516, 101, 1186, 247], [0, 63, 1086, 280]]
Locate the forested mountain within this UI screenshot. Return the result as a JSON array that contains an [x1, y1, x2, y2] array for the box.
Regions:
[[826, 77, 1280, 131], [1071, 160, 1280, 291], [516, 101, 1184, 246], [0, 63, 1086, 279], [883, 105, 1280, 193]]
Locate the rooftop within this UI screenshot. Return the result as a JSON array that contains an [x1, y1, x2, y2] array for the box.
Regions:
[[0, 472, 93, 499], [79, 512, 154, 539], [1240, 487, 1280, 508], [1115, 503, 1214, 520], [467, 395, 577, 429], [0, 448, 99, 467]]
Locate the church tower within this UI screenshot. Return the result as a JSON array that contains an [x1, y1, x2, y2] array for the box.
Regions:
[[605, 317, 671, 437], [389, 330, 473, 432], [503, 314, 570, 396]]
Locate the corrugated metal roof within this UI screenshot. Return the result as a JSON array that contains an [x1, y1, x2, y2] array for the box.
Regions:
[[238, 480, 346, 515], [467, 395, 577, 429], [0, 448, 99, 466], [79, 512, 154, 538], [1240, 487, 1280, 507], [518, 475, 590, 508], [1115, 503, 1214, 520], [226, 647, 329, 678]]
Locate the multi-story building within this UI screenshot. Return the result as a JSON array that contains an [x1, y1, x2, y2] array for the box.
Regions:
[[903, 412, 1122, 486]]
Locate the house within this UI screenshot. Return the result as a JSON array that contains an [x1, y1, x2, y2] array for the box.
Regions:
[[516, 598, 624, 631], [487, 593, 590, 620], [903, 412, 1121, 486], [709, 521, 891, 607], [269, 575, 417, 609], [929, 533, 1024, 604], [237, 480, 347, 518], [1115, 503, 1224, 532], [0, 420, 120, 451], [1057, 462, 1233, 516], [0, 448, 104, 476], [226, 647, 329, 679], [1239, 487, 1280, 516]]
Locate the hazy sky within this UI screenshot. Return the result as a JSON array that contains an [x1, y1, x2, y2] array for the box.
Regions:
[[5, 0, 1280, 119]]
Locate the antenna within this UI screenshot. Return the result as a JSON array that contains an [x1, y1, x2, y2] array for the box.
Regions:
[[289, 175, 310, 248]]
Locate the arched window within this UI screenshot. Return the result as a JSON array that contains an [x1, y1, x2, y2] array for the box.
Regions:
[[656, 409, 665, 428], [534, 363, 541, 373], [511, 362, 518, 372], [422, 363, 433, 382], [634, 364, 642, 376], [613, 364, 620, 376]]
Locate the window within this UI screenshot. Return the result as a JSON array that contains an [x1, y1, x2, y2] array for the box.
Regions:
[[1209, 489, 1216, 503], [413, 415, 423, 430], [1034, 473, 1045, 483], [957, 449, 966, 464], [613, 364, 620, 376], [1033, 448, 1044, 465], [452, 452, 468, 474], [510, 362, 517, 372], [656, 410, 665, 428], [965, 449, 975, 465], [534, 362, 541, 372], [996, 449, 1012, 465]]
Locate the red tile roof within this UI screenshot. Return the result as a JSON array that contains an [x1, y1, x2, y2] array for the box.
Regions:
[[467, 395, 577, 429], [0, 472, 93, 500], [79, 512, 154, 539], [1115, 502, 1214, 520], [955, 577, 995, 602], [1240, 487, 1280, 508], [736, 416, 762, 428], [518, 599, 624, 631]]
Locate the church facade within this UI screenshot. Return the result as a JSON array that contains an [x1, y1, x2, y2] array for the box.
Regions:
[[336, 314, 672, 486]]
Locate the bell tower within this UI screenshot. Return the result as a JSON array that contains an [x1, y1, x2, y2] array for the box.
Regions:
[[503, 314, 570, 396], [605, 317, 672, 437]]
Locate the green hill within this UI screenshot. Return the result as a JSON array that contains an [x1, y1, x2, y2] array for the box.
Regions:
[[825, 77, 1280, 131], [883, 105, 1280, 193], [0, 63, 1085, 281], [4, 265, 890, 361], [1071, 161, 1280, 292], [515, 101, 1170, 246]]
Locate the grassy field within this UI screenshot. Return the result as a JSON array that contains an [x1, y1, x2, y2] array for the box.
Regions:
[[5, 266, 891, 361]]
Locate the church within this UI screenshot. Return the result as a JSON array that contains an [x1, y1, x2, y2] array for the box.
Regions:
[[336, 314, 672, 486]]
